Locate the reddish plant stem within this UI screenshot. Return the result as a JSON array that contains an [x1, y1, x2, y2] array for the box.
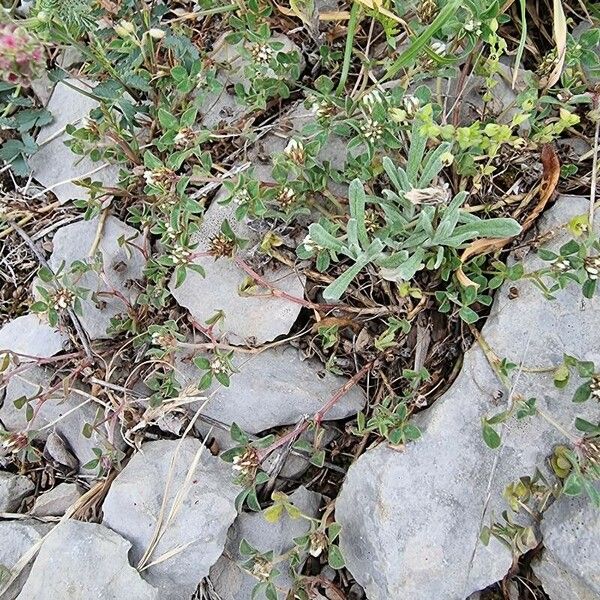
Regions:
[[257, 360, 374, 462], [234, 256, 334, 311], [27, 360, 91, 429], [0, 351, 84, 386]]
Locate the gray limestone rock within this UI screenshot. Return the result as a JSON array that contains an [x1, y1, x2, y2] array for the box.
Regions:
[[102, 438, 239, 600], [336, 196, 600, 600], [0, 472, 34, 512], [0, 315, 67, 359], [532, 494, 600, 600], [1, 366, 118, 474], [30, 482, 82, 517], [175, 345, 366, 433], [0, 519, 53, 600], [44, 215, 147, 340], [28, 79, 120, 204], [169, 194, 306, 345], [15, 520, 159, 599], [200, 34, 303, 130], [210, 486, 321, 599]]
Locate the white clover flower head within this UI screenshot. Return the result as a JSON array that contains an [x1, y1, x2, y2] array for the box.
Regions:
[[232, 188, 251, 205], [389, 107, 408, 124], [584, 257, 600, 280], [52, 288, 74, 310], [360, 117, 384, 142], [171, 244, 193, 265], [464, 19, 481, 33], [211, 357, 227, 374], [143, 170, 156, 186], [148, 28, 166, 40], [284, 138, 305, 163], [115, 20, 135, 37], [79, 117, 93, 131], [361, 89, 384, 111], [552, 257, 571, 273], [302, 234, 323, 253], [402, 94, 420, 116], [250, 43, 274, 64], [430, 40, 447, 56]]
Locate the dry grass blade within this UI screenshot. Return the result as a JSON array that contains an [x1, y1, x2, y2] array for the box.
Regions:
[[456, 145, 560, 288], [541, 0, 567, 89], [136, 397, 212, 571]]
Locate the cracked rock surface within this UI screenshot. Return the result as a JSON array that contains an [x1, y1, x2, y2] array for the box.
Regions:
[[175, 345, 366, 433], [336, 197, 600, 600], [210, 486, 321, 599], [28, 79, 120, 205], [532, 494, 600, 600], [169, 194, 306, 345], [102, 438, 239, 600], [44, 215, 147, 340], [15, 520, 159, 600]]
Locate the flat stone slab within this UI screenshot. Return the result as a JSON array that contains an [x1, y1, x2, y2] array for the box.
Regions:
[[30, 482, 82, 517], [28, 79, 120, 204], [210, 486, 321, 599], [44, 215, 147, 340], [102, 438, 238, 600], [0, 519, 53, 600], [175, 345, 366, 433], [532, 495, 600, 600], [336, 197, 600, 600], [169, 195, 306, 345], [1, 366, 119, 474], [0, 315, 67, 359], [0, 471, 34, 512], [199, 33, 303, 130], [16, 520, 159, 599]]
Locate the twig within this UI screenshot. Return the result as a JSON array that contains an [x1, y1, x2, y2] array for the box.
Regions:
[[8, 220, 94, 360], [257, 360, 374, 462], [589, 96, 599, 229]]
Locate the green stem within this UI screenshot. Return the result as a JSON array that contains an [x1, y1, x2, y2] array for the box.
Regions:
[[336, 2, 360, 95]]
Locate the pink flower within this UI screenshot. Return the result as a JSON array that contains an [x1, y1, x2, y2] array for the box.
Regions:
[[0, 24, 44, 87]]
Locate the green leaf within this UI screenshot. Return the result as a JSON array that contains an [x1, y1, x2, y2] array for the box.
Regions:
[[480, 526, 491, 546], [575, 360, 595, 378], [310, 449, 326, 468], [562, 472, 583, 496], [230, 422, 249, 444], [553, 364, 570, 388], [322, 256, 370, 301], [143, 150, 163, 170], [327, 522, 342, 542], [459, 306, 479, 324], [308, 223, 344, 253], [328, 544, 346, 569], [385, 0, 461, 78], [14, 108, 53, 133], [482, 421, 501, 449], [215, 371, 230, 387], [193, 357, 211, 370], [263, 503, 284, 523], [574, 417, 600, 434], [453, 218, 522, 240], [30, 301, 48, 313], [403, 424, 421, 440], [573, 382, 591, 403], [348, 179, 369, 250], [239, 538, 255, 556], [158, 108, 179, 130], [255, 471, 270, 485]]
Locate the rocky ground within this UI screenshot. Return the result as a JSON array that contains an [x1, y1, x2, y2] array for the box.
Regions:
[[0, 1, 599, 600]]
